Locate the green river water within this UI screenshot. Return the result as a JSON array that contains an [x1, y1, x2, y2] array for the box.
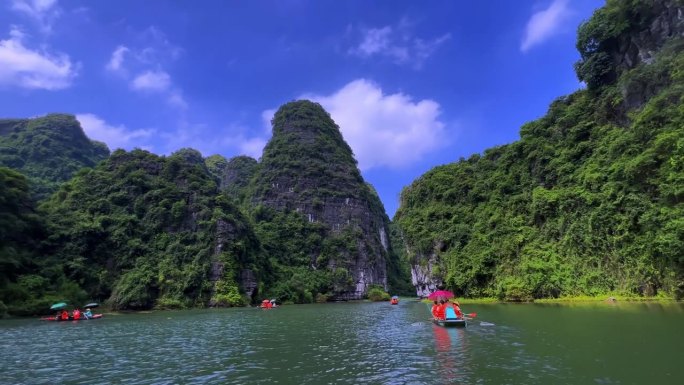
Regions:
[[1, 301, 682, 384]]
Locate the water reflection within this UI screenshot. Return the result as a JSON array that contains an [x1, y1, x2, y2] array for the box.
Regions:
[[1, 302, 682, 384], [432, 324, 470, 384]]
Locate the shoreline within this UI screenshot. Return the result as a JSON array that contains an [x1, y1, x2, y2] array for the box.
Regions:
[[419, 295, 680, 304]]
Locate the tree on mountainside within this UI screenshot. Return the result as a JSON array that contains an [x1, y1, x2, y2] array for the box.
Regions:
[[396, 0, 684, 300]]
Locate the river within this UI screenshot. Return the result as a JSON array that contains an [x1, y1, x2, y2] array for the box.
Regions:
[[1, 301, 682, 384]]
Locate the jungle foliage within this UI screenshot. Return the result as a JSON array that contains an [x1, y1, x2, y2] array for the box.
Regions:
[[0, 105, 408, 315], [0, 114, 109, 200], [395, 1, 684, 300]]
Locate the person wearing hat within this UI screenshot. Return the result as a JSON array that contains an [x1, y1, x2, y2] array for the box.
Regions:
[[83, 308, 93, 319], [451, 300, 463, 319]]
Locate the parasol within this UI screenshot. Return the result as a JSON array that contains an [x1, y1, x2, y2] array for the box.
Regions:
[[50, 302, 68, 310]]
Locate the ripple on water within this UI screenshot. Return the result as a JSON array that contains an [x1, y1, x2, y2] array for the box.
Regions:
[[5, 302, 679, 384]]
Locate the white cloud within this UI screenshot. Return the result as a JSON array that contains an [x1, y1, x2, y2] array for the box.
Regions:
[[0, 26, 76, 90], [239, 137, 268, 159], [298, 79, 446, 170], [107, 26, 187, 110], [131, 70, 171, 92], [154, 118, 269, 160], [129, 70, 187, 109], [76, 113, 155, 151], [167, 89, 188, 109], [357, 26, 393, 56], [11, 0, 61, 33], [521, 0, 570, 52], [350, 20, 450, 69], [106, 45, 129, 72], [261, 108, 276, 132]]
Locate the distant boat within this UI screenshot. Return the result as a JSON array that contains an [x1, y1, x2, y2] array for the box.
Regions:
[[390, 296, 399, 305], [41, 314, 103, 321], [260, 299, 276, 309]]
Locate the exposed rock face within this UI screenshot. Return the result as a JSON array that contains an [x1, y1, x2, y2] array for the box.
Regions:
[[411, 253, 444, 298], [220, 155, 258, 200], [250, 100, 390, 298], [612, 0, 683, 72], [616, 0, 684, 108], [211, 217, 259, 299]]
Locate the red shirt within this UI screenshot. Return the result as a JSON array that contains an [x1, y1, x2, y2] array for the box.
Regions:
[[436, 304, 447, 320]]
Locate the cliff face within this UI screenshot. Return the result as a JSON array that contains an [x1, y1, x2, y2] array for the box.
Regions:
[[250, 100, 390, 299], [610, 0, 683, 71], [396, 0, 684, 300], [219, 155, 259, 201], [576, 0, 684, 104], [0, 114, 110, 199], [41, 149, 260, 310]]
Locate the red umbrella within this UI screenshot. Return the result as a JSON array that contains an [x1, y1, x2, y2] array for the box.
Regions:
[[428, 290, 454, 300]]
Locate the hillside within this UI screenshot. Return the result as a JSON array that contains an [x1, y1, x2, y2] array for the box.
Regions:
[[394, 0, 684, 300], [35, 148, 262, 311], [249, 100, 396, 300], [0, 102, 412, 315], [0, 114, 110, 199]]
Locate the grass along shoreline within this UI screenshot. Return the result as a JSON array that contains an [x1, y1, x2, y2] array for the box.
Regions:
[[420, 295, 679, 304]]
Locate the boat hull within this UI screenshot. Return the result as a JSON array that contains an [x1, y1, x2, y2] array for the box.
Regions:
[[433, 318, 466, 328], [41, 314, 103, 321]]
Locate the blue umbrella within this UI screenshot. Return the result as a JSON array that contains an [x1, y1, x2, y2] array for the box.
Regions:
[[50, 302, 67, 310]]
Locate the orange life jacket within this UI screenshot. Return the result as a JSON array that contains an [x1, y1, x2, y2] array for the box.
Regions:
[[60, 311, 69, 320], [436, 304, 447, 320]]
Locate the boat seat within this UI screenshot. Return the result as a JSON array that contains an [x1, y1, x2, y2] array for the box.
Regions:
[[445, 307, 459, 320]]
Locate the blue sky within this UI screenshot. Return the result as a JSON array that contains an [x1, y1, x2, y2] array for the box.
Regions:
[[0, 0, 604, 217]]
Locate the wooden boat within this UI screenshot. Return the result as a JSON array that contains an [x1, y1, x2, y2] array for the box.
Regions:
[[41, 314, 103, 321], [433, 318, 466, 328]]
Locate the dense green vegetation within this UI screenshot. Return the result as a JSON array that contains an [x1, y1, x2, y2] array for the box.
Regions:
[[206, 154, 259, 202], [249, 101, 400, 301], [395, 0, 684, 300], [38, 149, 261, 310], [0, 103, 408, 316], [0, 114, 109, 200], [4, 0, 675, 317]]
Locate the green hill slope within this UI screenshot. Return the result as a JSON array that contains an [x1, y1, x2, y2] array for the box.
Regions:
[[0, 114, 110, 199], [395, 0, 684, 300]]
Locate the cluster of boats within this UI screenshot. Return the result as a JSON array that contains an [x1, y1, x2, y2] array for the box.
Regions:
[[41, 302, 103, 321], [39, 294, 474, 329]]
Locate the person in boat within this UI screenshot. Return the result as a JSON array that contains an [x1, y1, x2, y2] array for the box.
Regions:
[[436, 300, 447, 320], [60, 309, 69, 320], [72, 308, 81, 320], [451, 300, 463, 319], [83, 308, 93, 319], [431, 300, 440, 320], [443, 300, 462, 320]]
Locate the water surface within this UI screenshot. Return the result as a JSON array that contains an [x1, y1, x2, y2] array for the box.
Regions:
[[1, 301, 682, 384]]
